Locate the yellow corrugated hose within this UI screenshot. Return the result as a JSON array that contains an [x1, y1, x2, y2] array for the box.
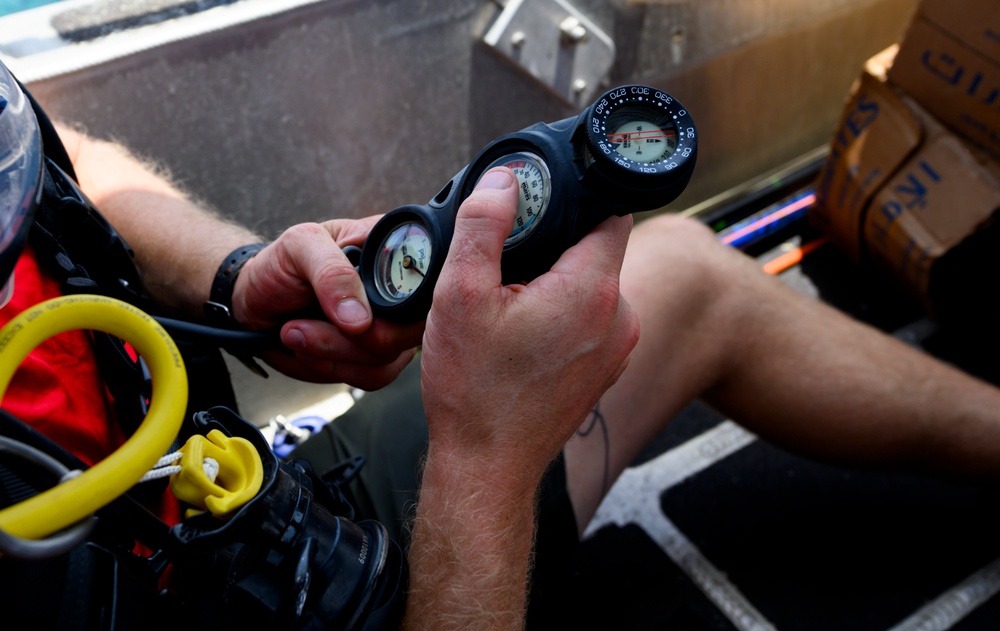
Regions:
[[0, 295, 187, 541]]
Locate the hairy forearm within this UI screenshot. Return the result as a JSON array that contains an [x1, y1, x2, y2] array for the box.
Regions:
[[404, 448, 540, 631], [57, 124, 261, 317]]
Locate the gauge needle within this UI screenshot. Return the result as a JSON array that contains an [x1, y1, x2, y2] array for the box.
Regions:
[[402, 255, 425, 277]]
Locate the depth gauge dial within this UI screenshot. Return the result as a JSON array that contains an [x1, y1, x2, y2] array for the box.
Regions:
[[374, 222, 431, 303]]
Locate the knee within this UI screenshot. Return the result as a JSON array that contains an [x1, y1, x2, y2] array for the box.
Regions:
[[634, 212, 712, 239], [629, 213, 721, 263], [622, 214, 729, 306], [622, 212, 791, 339]]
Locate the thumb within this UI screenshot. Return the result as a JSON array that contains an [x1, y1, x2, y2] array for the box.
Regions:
[[438, 167, 519, 290]]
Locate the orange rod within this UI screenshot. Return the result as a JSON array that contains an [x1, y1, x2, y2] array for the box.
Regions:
[[762, 237, 829, 275]]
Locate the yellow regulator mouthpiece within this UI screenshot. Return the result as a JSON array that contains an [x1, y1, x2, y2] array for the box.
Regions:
[[171, 430, 264, 519]]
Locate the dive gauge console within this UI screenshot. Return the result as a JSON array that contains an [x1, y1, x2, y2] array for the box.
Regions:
[[354, 84, 697, 323]]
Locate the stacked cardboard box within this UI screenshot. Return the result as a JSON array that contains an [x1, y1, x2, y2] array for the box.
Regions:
[[812, 1, 1000, 326], [890, 0, 1000, 159]]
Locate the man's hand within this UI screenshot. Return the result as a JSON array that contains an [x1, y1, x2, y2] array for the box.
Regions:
[[58, 123, 419, 390], [421, 168, 639, 481], [405, 168, 639, 630], [231, 216, 423, 389]]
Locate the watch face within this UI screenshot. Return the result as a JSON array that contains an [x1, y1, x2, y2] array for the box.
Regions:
[[374, 221, 431, 303], [480, 151, 553, 247], [586, 85, 696, 178]]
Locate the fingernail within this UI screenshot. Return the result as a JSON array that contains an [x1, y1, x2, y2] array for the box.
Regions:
[[336, 298, 369, 324], [476, 169, 514, 191], [286, 327, 306, 350]]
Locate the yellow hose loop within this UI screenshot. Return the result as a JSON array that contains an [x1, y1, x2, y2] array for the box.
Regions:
[[0, 295, 188, 540]]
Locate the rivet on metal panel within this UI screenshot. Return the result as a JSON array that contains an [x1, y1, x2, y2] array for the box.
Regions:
[[671, 26, 686, 65], [482, 0, 615, 106], [559, 16, 589, 44]]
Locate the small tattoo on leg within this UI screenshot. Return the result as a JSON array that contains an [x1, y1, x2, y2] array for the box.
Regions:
[[577, 402, 610, 495]]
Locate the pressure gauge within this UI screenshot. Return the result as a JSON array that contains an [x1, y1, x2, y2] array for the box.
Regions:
[[478, 151, 552, 247]]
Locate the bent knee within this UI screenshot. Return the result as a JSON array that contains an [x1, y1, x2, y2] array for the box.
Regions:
[[622, 212, 786, 334], [623, 214, 728, 294], [631, 213, 716, 250]]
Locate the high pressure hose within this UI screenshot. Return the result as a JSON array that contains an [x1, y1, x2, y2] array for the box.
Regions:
[[0, 295, 187, 541]]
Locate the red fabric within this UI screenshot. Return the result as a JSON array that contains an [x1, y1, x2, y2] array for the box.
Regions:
[[1, 245, 180, 526]]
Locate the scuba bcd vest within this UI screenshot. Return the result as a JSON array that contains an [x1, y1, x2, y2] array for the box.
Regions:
[[0, 76, 406, 630]]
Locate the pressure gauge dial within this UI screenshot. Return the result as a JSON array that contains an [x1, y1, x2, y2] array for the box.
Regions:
[[479, 151, 552, 247]]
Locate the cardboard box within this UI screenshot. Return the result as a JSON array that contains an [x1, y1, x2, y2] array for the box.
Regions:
[[889, 7, 1000, 159], [813, 47, 923, 264], [813, 46, 1000, 319], [863, 114, 1000, 312], [919, 0, 1000, 65]]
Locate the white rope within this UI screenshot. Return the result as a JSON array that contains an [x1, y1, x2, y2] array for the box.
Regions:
[[138, 451, 219, 484], [152, 452, 184, 468], [138, 464, 181, 483], [201, 457, 219, 484]]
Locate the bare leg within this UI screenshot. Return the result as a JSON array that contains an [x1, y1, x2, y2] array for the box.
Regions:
[[565, 213, 1000, 533], [564, 214, 742, 529]]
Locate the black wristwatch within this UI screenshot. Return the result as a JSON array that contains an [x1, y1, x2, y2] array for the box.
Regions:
[[204, 243, 269, 329]]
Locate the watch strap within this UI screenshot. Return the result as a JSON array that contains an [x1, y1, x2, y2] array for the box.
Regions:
[[204, 243, 268, 328]]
